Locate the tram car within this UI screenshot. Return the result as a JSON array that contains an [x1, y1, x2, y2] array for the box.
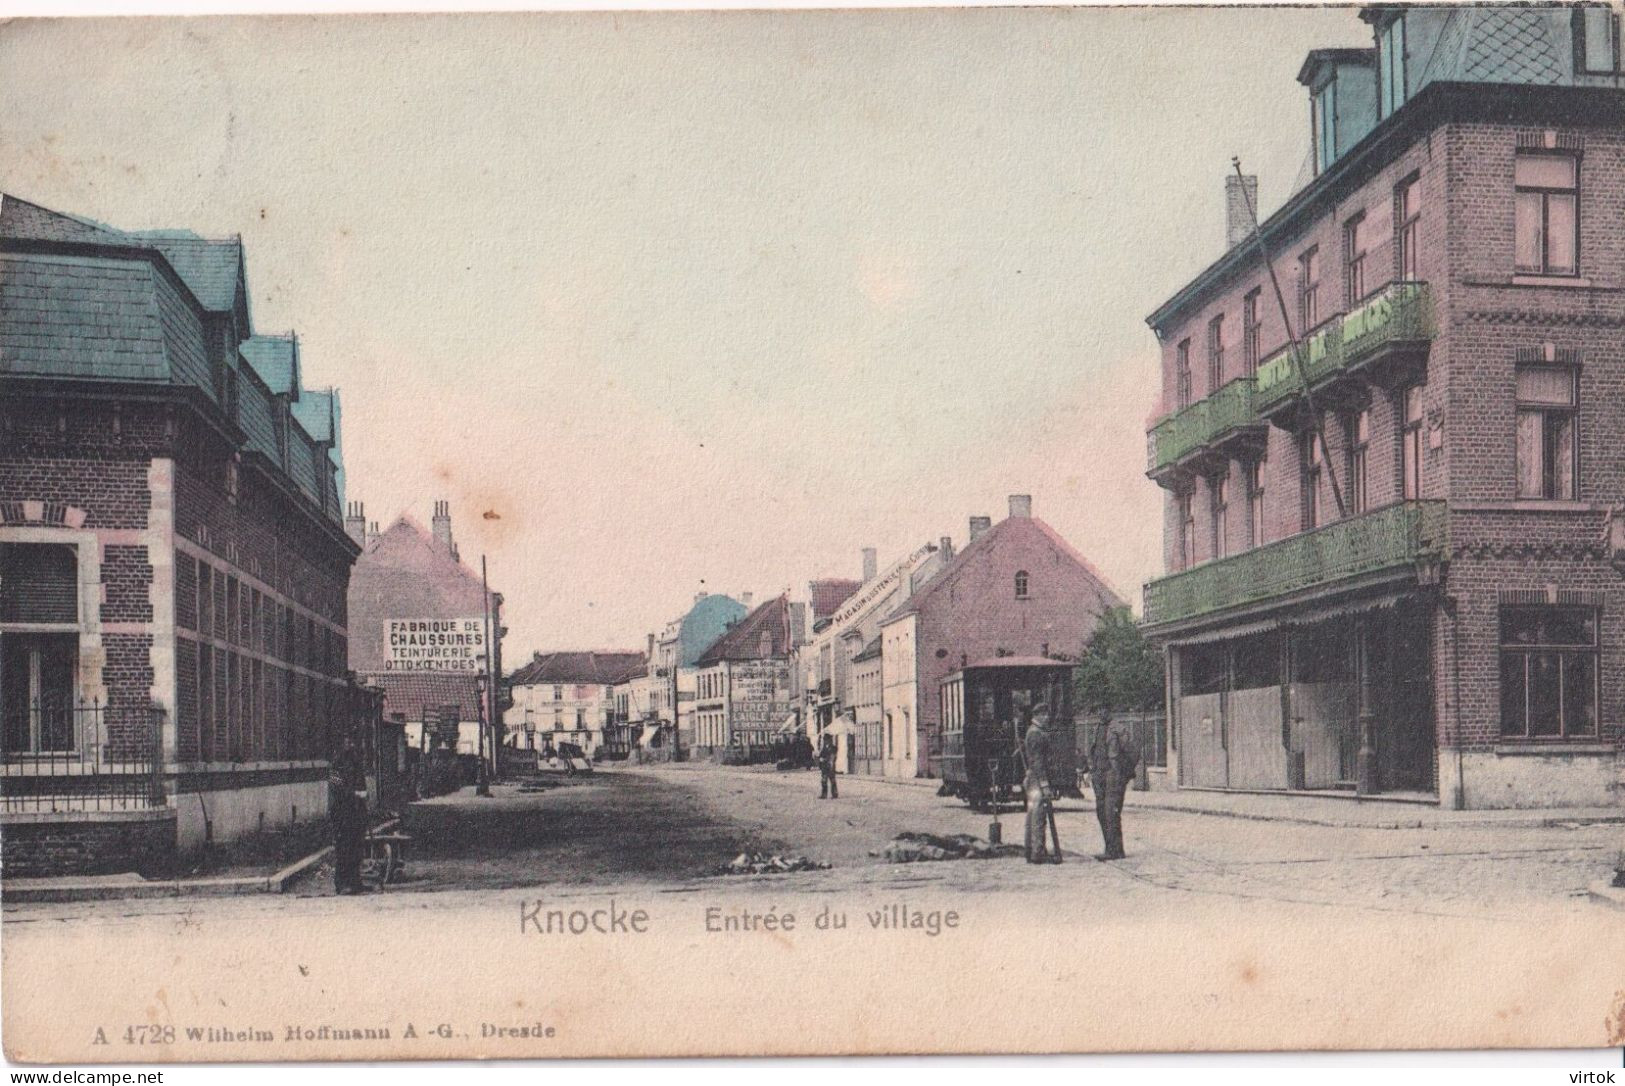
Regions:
[[939, 657, 1079, 810]]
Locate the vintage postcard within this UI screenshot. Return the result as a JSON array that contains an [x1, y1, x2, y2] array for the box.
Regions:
[[1, 1, 1623, 1065]]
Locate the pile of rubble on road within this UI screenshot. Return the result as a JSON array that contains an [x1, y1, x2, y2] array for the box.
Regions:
[[717, 852, 831, 876], [873, 831, 1024, 864]]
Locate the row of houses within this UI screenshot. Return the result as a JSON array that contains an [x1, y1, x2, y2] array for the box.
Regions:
[[519, 494, 1124, 781]]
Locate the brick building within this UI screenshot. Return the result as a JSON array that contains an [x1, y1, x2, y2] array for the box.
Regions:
[[346, 502, 505, 763], [0, 195, 362, 874], [878, 495, 1123, 779], [1140, 5, 1625, 808]]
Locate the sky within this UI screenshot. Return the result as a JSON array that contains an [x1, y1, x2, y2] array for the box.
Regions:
[[0, 6, 1369, 659]]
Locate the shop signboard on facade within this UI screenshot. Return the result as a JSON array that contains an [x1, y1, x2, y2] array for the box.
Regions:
[[383, 618, 486, 672]]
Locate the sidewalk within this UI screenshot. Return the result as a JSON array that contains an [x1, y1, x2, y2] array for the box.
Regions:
[[645, 760, 1623, 830]]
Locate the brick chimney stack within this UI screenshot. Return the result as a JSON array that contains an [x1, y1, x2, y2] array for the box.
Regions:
[[1226, 173, 1259, 251], [969, 515, 992, 542], [432, 500, 455, 555], [1008, 494, 1033, 519], [861, 547, 878, 582], [741, 591, 754, 609], [939, 535, 955, 560], [344, 501, 366, 546]]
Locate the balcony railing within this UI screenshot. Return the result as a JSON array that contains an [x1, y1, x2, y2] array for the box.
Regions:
[[1142, 501, 1448, 628], [1, 702, 167, 812], [1153, 283, 1435, 455]]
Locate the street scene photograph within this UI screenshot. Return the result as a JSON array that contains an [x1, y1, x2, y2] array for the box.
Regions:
[[1, 0, 1624, 1067]]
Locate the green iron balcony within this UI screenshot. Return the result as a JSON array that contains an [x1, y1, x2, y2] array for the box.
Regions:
[[1142, 500, 1448, 630], [1146, 377, 1267, 478]]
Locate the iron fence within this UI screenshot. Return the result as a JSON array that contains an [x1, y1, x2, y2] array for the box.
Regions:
[[1, 701, 166, 812]]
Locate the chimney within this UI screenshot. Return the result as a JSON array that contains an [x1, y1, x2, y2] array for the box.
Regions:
[[969, 515, 992, 542], [939, 535, 955, 560], [432, 500, 454, 553], [788, 601, 808, 646], [741, 591, 753, 609], [344, 501, 366, 546], [647, 633, 656, 660], [1225, 174, 1259, 251], [366, 520, 379, 548], [1008, 494, 1033, 519], [861, 547, 878, 583]]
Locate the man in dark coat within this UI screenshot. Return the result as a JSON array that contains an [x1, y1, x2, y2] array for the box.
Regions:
[[328, 747, 368, 894], [1022, 704, 1058, 863], [1087, 718, 1138, 861], [817, 733, 839, 799]]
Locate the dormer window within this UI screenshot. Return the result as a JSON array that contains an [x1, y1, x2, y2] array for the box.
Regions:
[[1577, 5, 1623, 73], [1313, 81, 1338, 175], [1378, 15, 1407, 118]]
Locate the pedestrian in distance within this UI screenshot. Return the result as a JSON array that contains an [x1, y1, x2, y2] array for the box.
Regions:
[[818, 732, 839, 799], [1022, 703, 1060, 863], [328, 745, 369, 894], [1086, 717, 1140, 861]]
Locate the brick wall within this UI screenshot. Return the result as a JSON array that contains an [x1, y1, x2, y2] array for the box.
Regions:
[[0, 814, 177, 878]]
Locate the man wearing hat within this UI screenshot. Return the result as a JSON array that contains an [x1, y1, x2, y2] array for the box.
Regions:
[[1022, 702, 1059, 863]]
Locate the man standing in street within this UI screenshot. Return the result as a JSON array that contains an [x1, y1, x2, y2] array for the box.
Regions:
[[1087, 717, 1138, 861], [818, 732, 839, 799], [328, 745, 369, 894], [1022, 703, 1058, 864]]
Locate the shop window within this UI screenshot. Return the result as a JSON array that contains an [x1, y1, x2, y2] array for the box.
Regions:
[[1292, 626, 1352, 684], [1183, 645, 1228, 696], [1231, 633, 1283, 690], [1500, 606, 1598, 739], [1516, 367, 1577, 500]]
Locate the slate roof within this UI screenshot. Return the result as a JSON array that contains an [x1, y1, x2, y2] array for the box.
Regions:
[[808, 578, 862, 621], [239, 335, 299, 395], [697, 594, 793, 666], [851, 635, 883, 664], [361, 671, 483, 724], [0, 194, 131, 247], [127, 229, 245, 314], [509, 652, 647, 687], [1, 253, 187, 383], [1417, 6, 1568, 87]]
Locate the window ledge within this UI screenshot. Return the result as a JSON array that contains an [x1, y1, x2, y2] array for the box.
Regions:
[[1451, 501, 1607, 514], [1509, 275, 1594, 288], [1493, 742, 1616, 757]]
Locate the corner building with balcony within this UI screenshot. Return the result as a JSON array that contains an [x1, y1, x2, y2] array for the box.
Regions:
[[1141, 5, 1625, 809]]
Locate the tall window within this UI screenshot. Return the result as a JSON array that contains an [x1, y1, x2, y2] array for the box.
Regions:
[[1301, 430, 1324, 530], [1, 543, 81, 754], [1177, 492, 1196, 570], [1499, 606, 1598, 739], [1396, 176, 1421, 282], [1401, 385, 1424, 500], [1345, 213, 1371, 306], [1515, 154, 1579, 277], [1379, 15, 1408, 118], [1243, 289, 1262, 375], [1247, 456, 1266, 548], [1207, 315, 1225, 392], [1299, 248, 1321, 330], [552, 685, 563, 701], [1516, 367, 1577, 500], [1014, 571, 1030, 599], [1175, 339, 1193, 409], [1210, 472, 1229, 560], [1313, 82, 1338, 174], [1348, 408, 1370, 514], [1578, 5, 1623, 73]]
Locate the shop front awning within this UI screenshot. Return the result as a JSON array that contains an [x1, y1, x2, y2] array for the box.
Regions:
[[775, 714, 802, 735], [1162, 589, 1421, 647]]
